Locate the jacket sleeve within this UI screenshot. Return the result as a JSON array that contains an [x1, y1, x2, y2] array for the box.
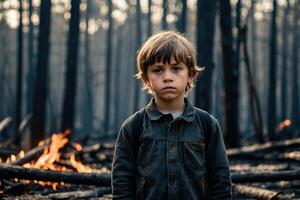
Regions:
[[206, 116, 232, 199], [111, 122, 138, 200]]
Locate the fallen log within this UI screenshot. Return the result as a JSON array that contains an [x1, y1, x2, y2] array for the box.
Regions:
[[77, 143, 114, 156], [227, 137, 300, 158], [10, 145, 45, 166], [233, 184, 291, 200], [0, 164, 111, 186], [231, 170, 300, 183], [0, 187, 111, 200], [228, 151, 300, 163], [44, 187, 111, 199], [3, 164, 298, 185]]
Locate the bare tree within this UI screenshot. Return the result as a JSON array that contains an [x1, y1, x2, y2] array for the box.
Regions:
[[114, 25, 124, 132], [103, 0, 113, 133], [162, 0, 168, 30], [250, 0, 257, 83], [14, 0, 24, 145], [267, 0, 278, 140], [235, 0, 242, 77], [195, 0, 216, 112], [82, 0, 94, 135], [176, 0, 187, 33], [31, 0, 51, 147], [291, 1, 300, 128], [145, 0, 153, 103], [61, 0, 81, 132], [26, 0, 35, 115], [133, 0, 142, 111], [219, 0, 240, 147], [147, 0, 152, 36], [280, 0, 290, 121]]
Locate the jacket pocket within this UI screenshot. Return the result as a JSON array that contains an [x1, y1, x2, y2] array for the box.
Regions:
[[183, 142, 205, 170], [137, 139, 159, 167]]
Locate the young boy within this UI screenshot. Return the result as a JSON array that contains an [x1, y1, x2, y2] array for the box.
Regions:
[[112, 31, 232, 199]]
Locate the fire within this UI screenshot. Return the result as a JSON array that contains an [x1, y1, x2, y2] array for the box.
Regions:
[[276, 119, 292, 132], [1, 130, 92, 190], [70, 154, 92, 173], [71, 142, 82, 151], [5, 150, 25, 163]]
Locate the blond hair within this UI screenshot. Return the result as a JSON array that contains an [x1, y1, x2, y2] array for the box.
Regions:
[[136, 31, 204, 95]]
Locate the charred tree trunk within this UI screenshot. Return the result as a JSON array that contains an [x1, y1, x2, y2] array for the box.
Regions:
[[146, 0, 152, 103], [235, 0, 242, 77], [291, 1, 300, 128], [14, 0, 24, 146], [195, 0, 216, 112], [162, 0, 168, 30], [61, 0, 81, 132], [267, 0, 278, 140], [133, 0, 142, 112], [241, 25, 265, 143], [250, 0, 257, 84], [176, 0, 187, 33], [104, 0, 113, 133], [83, 0, 94, 135], [26, 0, 35, 115], [147, 0, 152, 36], [31, 0, 51, 147], [280, 0, 290, 121], [219, 0, 239, 147], [114, 26, 124, 131]]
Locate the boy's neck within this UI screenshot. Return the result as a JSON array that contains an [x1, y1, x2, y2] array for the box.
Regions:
[[154, 97, 185, 114]]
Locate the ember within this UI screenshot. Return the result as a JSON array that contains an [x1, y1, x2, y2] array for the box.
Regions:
[[276, 119, 292, 132]]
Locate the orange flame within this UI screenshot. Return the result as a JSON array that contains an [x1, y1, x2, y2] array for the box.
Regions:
[[3, 150, 25, 164], [2, 129, 92, 190], [276, 119, 292, 132], [71, 142, 82, 151], [70, 154, 92, 173]]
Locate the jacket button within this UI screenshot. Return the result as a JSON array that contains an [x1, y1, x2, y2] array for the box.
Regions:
[[168, 143, 176, 148], [168, 159, 176, 164]]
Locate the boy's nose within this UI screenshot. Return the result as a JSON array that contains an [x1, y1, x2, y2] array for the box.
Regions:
[[163, 70, 173, 82]]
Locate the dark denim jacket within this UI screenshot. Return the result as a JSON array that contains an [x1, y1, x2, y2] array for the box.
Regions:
[[112, 98, 232, 200]]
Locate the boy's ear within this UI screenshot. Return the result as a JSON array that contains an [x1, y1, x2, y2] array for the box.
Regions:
[[188, 75, 194, 83], [142, 75, 150, 85]]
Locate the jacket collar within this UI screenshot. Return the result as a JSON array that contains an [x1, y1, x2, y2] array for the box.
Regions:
[[146, 97, 196, 122]]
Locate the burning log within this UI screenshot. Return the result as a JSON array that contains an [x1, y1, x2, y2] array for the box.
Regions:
[[233, 184, 290, 200], [231, 170, 300, 183], [0, 149, 19, 158], [0, 164, 111, 186], [227, 137, 300, 158], [10, 145, 45, 166]]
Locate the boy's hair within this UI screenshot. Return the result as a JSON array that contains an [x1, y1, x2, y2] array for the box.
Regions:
[[136, 31, 204, 95]]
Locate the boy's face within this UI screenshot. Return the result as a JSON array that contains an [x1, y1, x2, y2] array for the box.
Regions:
[[145, 57, 193, 103]]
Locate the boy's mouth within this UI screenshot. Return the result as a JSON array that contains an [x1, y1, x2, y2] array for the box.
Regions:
[[162, 86, 176, 91]]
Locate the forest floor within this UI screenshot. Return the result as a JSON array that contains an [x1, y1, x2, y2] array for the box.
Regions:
[[0, 135, 299, 199]]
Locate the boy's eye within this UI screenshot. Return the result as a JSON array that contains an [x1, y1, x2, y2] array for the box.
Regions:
[[153, 68, 162, 73], [172, 66, 182, 72]]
